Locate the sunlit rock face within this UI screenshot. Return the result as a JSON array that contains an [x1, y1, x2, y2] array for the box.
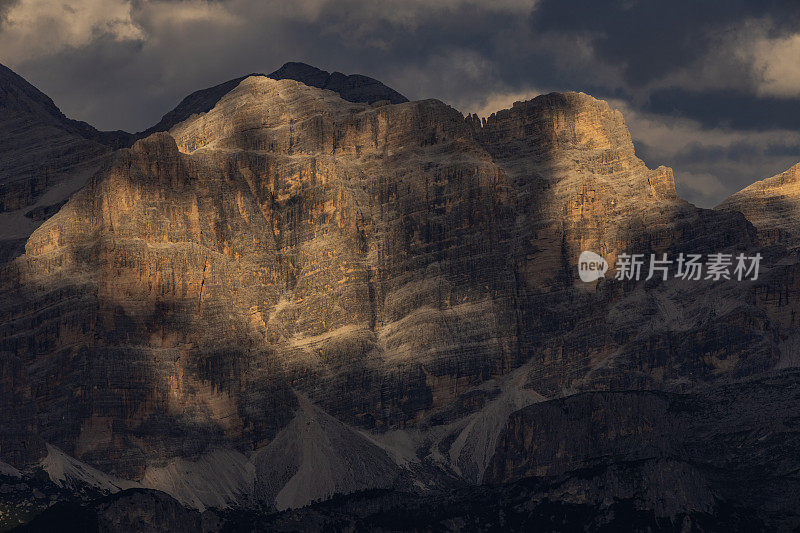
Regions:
[[138, 62, 409, 138], [474, 92, 748, 279], [0, 73, 795, 517], [717, 162, 800, 247], [1, 76, 518, 479], [469, 92, 772, 396]]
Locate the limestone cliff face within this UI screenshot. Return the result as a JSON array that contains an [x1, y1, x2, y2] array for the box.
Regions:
[[717, 162, 800, 247], [474, 92, 745, 280], [467, 92, 769, 396], [0, 73, 795, 518], [1, 76, 517, 478], [484, 373, 800, 528], [0, 60, 405, 255], [715, 162, 800, 374]]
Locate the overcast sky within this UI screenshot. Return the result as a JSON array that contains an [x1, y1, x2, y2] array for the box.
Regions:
[[1, 0, 800, 207]]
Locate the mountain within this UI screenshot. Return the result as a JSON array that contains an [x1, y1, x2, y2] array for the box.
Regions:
[[0, 61, 405, 264], [0, 64, 133, 263], [136, 75, 255, 138], [717, 162, 800, 247], [1, 65, 800, 530]]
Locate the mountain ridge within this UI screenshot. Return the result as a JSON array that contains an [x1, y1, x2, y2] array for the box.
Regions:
[[0, 62, 411, 263], [137, 62, 409, 138], [1, 62, 800, 530]]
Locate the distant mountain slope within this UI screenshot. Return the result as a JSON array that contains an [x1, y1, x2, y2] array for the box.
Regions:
[[0, 63, 107, 213], [717, 162, 800, 247], [0, 63, 131, 148], [0, 63, 126, 262]]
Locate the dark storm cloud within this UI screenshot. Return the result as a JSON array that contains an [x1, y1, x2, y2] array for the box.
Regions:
[[1, 0, 799, 207], [0, 0, 18, 26], [645, 88, 800, 131], [530, 0, 800, 86], [672, 139, 800, 165]]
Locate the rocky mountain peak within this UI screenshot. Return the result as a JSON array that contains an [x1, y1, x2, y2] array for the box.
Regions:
[[481, 92, 634, 153], [717, 161, 800, 246], [0, 63, 132, 147], [774, 161, 800, 184], [137, 75, 255, 137], [1, 62, 65, 120], [475, 89, 680, 228]]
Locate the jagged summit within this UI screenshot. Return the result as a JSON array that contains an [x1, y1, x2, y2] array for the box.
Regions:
[[717, 161, 800, 246]]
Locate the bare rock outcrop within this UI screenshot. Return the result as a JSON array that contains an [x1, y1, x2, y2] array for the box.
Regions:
[[138, 62, 408, 138], [717, 162, 800, 247], [0, 69, 798, 527]]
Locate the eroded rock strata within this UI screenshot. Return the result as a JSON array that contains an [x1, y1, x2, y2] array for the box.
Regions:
[[717, 162, 800, 247], [1, 68, 799, 530]]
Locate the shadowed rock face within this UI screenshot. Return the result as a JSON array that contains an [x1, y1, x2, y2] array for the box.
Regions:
[[0, 63, 108, 214], [0, 63, 133, 262], [1, 69, 800, 527], [268, 61, 409, 104], [485, 372, 800, 530]]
